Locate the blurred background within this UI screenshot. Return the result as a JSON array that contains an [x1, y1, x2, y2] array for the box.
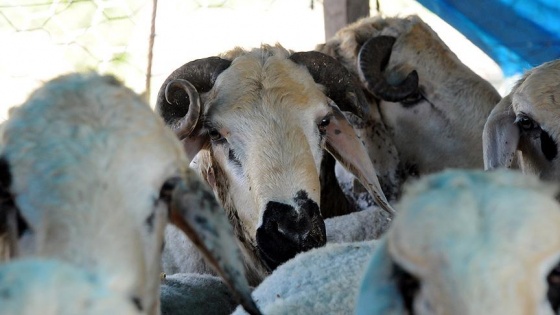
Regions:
[[1, 0, 506, 121]]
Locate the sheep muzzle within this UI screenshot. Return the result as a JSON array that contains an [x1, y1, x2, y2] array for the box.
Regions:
[[256, 192, 326, 271]]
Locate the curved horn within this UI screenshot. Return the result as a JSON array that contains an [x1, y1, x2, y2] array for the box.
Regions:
[[164, 79, 201, 140], [289, 51, 370, 118], [358, 36, 419, 102], [156, 57, 231, 127]]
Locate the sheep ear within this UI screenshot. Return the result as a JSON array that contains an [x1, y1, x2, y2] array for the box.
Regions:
[[483, 94, 519, 170], [355, 240, 406, 315], [324, 100, 396, 217], [181, 134, 209, 164], [167, 169, 262, 315], [0, 158, 18, 261]]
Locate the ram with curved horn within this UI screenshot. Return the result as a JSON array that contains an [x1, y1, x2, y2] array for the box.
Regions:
[[317, 15, 501, 186], [156, 45, 396, 285]]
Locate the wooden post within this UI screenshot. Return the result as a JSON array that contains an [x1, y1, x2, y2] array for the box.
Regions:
[[323, 0, 370, 40]]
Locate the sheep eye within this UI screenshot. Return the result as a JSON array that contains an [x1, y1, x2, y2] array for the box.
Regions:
[[400, 91, 424, 107], [318, 117, 331, 136], [208, 128, 224, 141], [159, 177, 181, 204], [547, 262, 560, 312], [515, 114, 539, 131]]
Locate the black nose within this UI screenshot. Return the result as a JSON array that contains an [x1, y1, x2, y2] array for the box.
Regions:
[[256, 194, 326, 270]]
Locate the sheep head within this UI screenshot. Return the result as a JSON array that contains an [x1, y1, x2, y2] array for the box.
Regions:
[[318, 15, 501, 175], [0, 73, 260, 315], [356, 170, 560, 315], [156, 45, 395, 278], [484, 60, 560, 182]]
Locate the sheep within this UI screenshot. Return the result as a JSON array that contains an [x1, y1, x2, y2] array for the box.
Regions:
[[483, 59, 560, 182], [232, 169, 560, 314], [0, 72, 260, 315], [156, 44, 396, 284], [356, 169, 560, 314], [317, 15, 502, 201]]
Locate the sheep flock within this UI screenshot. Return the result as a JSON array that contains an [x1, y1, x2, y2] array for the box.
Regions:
[[2, 14, 560, 315]]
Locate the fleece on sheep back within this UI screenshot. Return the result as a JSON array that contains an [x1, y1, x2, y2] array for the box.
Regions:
[[232, 240, 376, 315], [160, 273, 238, 315], [0, 259, 140, 315]]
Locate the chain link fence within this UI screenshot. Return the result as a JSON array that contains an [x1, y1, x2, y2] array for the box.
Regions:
[[0, 0, 154, 120], [0, 0, 326, 121]]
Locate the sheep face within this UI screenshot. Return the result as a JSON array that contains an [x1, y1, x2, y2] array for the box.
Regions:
[[484, 60, 560, 181], [0, 73, 189, 314], [318, 15, 501, 176], [157, 45, 394, 280], [356, 170, 560, 315], [202, 54, 328, 273]]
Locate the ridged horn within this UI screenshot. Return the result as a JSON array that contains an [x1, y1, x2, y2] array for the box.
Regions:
[[289, 51, 370, 118], [163, 79, 201, 140], [156, 57, 232, 137], [358, 36, 419, 102]]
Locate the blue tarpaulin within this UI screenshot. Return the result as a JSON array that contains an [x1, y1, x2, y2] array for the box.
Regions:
[[416, 0, 560, 77]]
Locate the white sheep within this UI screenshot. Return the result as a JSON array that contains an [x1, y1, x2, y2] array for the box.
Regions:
[[157, 44, 395, 284], [317, 15, 501, 202], [233, 169, 560, 314], [357, 169, 560, 314], [483, 59, 560, 182], [0, 72, 260, 315]]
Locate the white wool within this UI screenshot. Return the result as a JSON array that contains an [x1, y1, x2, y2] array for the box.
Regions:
[[232, 240, 377, 315], [0, 259, 140, 315], [325, 206, 391, 244], [162, 225, 216, 276], [160, 273, 237, 315], [161, 205, 389, 280]]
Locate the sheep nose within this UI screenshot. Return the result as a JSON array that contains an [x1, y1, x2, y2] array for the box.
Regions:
[[256, 196, 326, 270]]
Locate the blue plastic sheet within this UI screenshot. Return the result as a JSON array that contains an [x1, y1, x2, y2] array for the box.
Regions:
[[416, 0, 560, 76]]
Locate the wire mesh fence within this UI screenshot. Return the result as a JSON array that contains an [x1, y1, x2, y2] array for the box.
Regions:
[[0, 0, 326, 121], [0, 0, 154, 119]]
